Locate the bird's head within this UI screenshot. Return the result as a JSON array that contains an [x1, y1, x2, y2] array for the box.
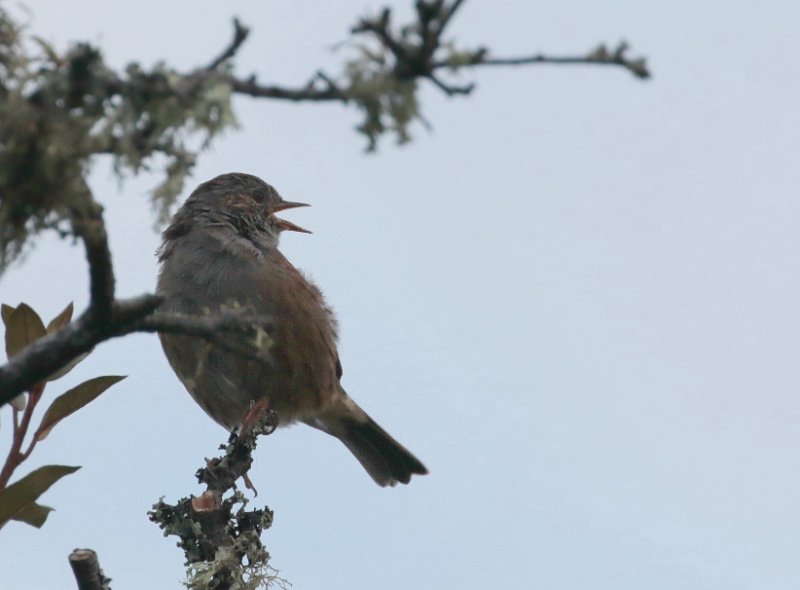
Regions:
[[184, 172, 311, 237]]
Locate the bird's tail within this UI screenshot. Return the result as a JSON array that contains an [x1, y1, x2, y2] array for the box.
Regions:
[[309, 397, 428, 487]]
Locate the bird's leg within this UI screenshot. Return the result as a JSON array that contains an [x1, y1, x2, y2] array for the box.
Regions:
[[235, 399, 279, 496], [242, 472, 258, 496], [240, 398, 278, 436]]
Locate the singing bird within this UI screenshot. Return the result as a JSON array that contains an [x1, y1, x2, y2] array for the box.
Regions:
[[157, 173, 427, 486]]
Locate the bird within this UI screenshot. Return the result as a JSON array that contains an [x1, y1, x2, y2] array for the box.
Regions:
[[156, 172, 427, 486]]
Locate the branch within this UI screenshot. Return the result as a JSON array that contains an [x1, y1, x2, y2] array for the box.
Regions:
[[69, 199, 115, 320], [0, 382, 44, 488], [206, 18, 250, 71], [351, 8, 409, 62], [437, 41, 651, 80], [227, 73, 346, 102], [0, 297, 154, 405], [135, 310, 275, 361], [435, 0, 465, 36], [149, 412, 283, 589], [428, 74, 474, 96], [68, 549, 111, 590], [225, 2, 648, 113], [0, 297, 275, 407]]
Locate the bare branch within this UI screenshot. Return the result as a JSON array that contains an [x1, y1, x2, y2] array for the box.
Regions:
[[206, 18, 250, 71], [0, 382, 44, 488], [227, 73, 346, 102], [135, 311, 271, 338], [436, 0, 466, 36], [134, 310, 274, 361], [352, 8, 409, 62], [0, 295, 278, 407], [434, 41, 651, 80], [428, 74, 474, 96], [69, 200, 115, 320]]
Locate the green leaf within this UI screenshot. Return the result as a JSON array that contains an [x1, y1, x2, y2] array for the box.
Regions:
[[4, 303, 46, 359], [1, 304, 16, 327], [11, 502, 54, 528], [45, 303, 86, 380], [34, 375, 126, 441], [46, 302, 74, 334], [0, 465, 81, 528]]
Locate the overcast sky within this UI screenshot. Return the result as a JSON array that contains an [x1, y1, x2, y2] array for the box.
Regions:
[[2, 1, 800, 589]]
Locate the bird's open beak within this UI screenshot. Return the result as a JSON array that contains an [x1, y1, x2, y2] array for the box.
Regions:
[[271, 200, 312, 234]]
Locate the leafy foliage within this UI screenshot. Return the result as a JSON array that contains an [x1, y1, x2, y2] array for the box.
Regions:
[[0, 302, 125, 530]]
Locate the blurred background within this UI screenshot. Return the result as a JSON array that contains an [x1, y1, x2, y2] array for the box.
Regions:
[[2, 1, 799, 588]]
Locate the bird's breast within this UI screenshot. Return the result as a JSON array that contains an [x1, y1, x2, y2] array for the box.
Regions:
[[157, 232, 341, 429]]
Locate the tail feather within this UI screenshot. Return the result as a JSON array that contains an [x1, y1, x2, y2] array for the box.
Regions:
[[338, 415, 428, 486], [309, 399, 427, 487]]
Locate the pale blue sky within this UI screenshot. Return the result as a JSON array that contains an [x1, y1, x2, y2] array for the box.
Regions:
[[2, 1, 800, 588]]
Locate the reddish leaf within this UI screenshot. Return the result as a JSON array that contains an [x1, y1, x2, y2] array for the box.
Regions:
[[46, 302, 74, 334], [11, 503, 54, 528], [0, 465, 80, 527], [35, 375, 126, 441], [4, 303, 46, 359], [1, 304, 16, 327]]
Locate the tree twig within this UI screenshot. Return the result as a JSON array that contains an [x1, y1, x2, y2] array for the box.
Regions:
[[206, 18, 250, 71], [227, 74, 346, 102], [436, 42, 651, 79], [135, 310, 275, 361], [428, 74, 474, 95], [0, 382, 44, 488], [351, 8, 409, 62], [436, 0, 465, 36]]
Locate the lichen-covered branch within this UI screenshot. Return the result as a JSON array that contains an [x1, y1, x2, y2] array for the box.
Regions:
[[149, 412, 286, 590]]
